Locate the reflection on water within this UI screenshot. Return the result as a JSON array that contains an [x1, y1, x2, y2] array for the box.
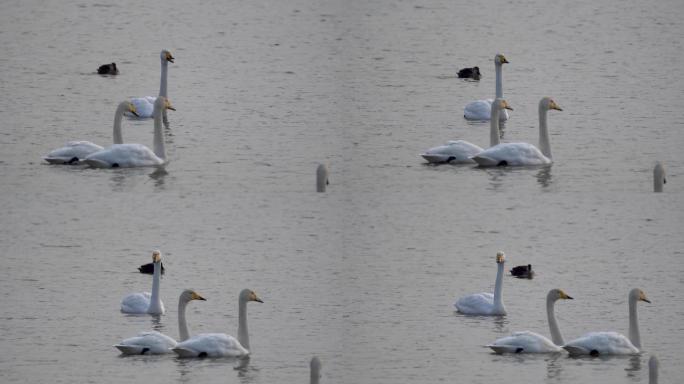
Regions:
[[546, 354, 564, 381], [536, 166, 553, 188], [625, 355, 642, 381], [149, 167, 168, 189]]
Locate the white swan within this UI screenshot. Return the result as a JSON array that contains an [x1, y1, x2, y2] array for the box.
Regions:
[[654, 162, 666, 192], [84, 97, 174, 168], [120, 250, 165, 315], [488, 289, 573, 353], [317, 163, 329, 192], [471, 97, 562, 167], [421, 99, 513, 163], [464, 53, 509, 121], [649, 355, 659, 384], [562, 288, 651, 356], [311, 356, 322, 384], [454, 252, 506, 315], [44, 101, 138, 164], [114, 289, 206, 354], [172, 289, 263, 358], [128, 50, 174, 119]]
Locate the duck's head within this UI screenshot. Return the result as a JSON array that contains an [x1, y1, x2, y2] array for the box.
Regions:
[[161, 50, 175, 63], [495, 53, 509, 65], [496, 251, 505, 264]]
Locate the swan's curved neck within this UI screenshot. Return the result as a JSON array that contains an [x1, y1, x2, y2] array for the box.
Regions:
[[178, 297, 190, 341], [538, 104, 552, 159], [113, 102, 127, 144], [495, 62, 503, 99], [159, 60, 168, 98], [546, 295, 564, 345], [490, 102, 502, 147], [152, 102, 166, 161], [493, 262, 505, 313], [148, 261, 163, 313], [237, 297, 250, 350], [628, 295, 641, 349]]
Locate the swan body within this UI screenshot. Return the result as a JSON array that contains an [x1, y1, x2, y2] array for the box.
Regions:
[[454, 252, 506, 315], [311, 356, 322, 384], [84, 97, 174, 168], [562, 288, 651, 356], [317, 163, 329, 192], [114, 289, 206, 354], [120, 250, 165, 315], [654, 162, 666, 192], [472, 97, 562, 167], [44, 101, 138, 164], [488, 289, 573, 353], [421, 99, 512, 164], [173, 289, 263, 358], [464, 54, 509, 121], [128, 50, 174, 118]]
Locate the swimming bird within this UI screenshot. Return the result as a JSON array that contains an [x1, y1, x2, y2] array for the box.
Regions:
[[421, 99, 512, 164], [654, 162, 666, 192], [317, 163, 329, 192], [454, 252, 507, 315], [172, 289, 263, 358], [471, 97, 562, 167], [464, 54, 509, 121], [510, 264, 534, 278], [84, 97, 174, 168], [138, 261, 165, 275], [97, 63, 119, 75], [562, 288, 651, 356], [487, 289, 573, 353], [128, 50, 174, 120], [120, 250, 165, 315], [114, 289, 205, 354], [44, 101, 138, 164], [458, 66, 481, 80]]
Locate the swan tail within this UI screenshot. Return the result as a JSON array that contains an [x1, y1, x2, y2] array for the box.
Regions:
[[562, 345, 591, 356], [114, 344, 148, 355], [172, 347, 198, 358], [487, 345, 524, 354]]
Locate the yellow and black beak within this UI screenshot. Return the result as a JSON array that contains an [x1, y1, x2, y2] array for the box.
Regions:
[[166, 53, 175, 63], [503, 101, 514, 111], [192, 292, 206, 301], [550, 100, 563, 111]]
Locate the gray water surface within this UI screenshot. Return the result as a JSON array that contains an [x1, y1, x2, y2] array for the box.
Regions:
[[1, 0, 683, 383]]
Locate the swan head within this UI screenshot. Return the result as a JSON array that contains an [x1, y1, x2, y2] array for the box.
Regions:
[[549, 288, 574, 301], [155, 97, 176, 112], [493, 98, 513, 111], [152, 250, 162, 263], [495, 53, 509, 65], [540, 97, 563, 111], [125, 101, 140, 117], [630, 288, 651, 303], [495, 251, 505, 264], [240, 288, 264, 303], [181, 289, 206, 302], [161, 50, 175, 63]]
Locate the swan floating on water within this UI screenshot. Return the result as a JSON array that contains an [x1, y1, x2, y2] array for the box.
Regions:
[[464, 54, 509, 121], [488, 289, 573, 353], [421, 99, 512, 164], [44, 101, 138, 164], [114, 289, 206, 354], [317, 163, 329, 192], [120, 250, 165, 315], [310, 356, 322, 384], [84, 97, 174, 168], [654, 162, 666, 192], [128, 50, 174, 120], [562, 288, 651, 356], [454, 252, 507, 315], [172, 289, 263, 358], [458, 66, 481, 80], [471, 97, 562, 167], [97, 62, 119, 75]]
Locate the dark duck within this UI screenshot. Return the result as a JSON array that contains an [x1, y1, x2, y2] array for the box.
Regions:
[[458, 66, 481, 80], [98, 62, 119, 75], [510, 264, 534, 278]]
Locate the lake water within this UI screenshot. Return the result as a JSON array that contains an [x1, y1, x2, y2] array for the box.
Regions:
[[1, 0, 683, 383]]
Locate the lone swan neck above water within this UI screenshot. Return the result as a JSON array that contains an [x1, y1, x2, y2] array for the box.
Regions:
[[454, 252, 506, 315], [464, 53, 509, 121], [120, 250, 165, 315]]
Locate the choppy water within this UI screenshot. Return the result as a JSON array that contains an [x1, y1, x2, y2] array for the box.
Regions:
[[1, 0, 683, 383]]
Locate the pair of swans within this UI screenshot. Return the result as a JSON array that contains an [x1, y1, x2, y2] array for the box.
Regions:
[[43, 101, 139, 164], [83, 96, 175, 168], [464, 53, 509, 121], [116, 288, 262, 357], [128, 50, 174, 120], [422, 97, 561, 166]]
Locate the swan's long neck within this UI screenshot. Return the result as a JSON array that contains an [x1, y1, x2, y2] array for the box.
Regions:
[[628, 294, 641, 349], [178, 296, 190, 341], [159, 60, 168, 98], [113, 102, 126, 144], [654, 163, 665, 192], [148, 261, 163, 313], [538, 104, 552, 159], [546, 294, 564, 345], [649, 356, 658, 384], [492, 262, 505, 313], [495, 62, 503, 99], [152, 102, 166, 161], [490, 101, 502, 147], [237, 297, 250, 351]]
